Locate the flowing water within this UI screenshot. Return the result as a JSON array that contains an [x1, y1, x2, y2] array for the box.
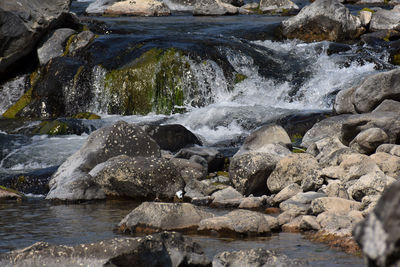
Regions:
[[0, 0, 394, 264]]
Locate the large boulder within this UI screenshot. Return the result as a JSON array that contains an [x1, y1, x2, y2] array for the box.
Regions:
[[0, 232, 210, 267], [105, 0, 171, 16], [334, 69, 400, 114], [369, 8, 400, 32], [354, 180, 400, 267], [46, 121, 161, 201], [117, 202, 214, 234], [90, 155, 185, 200], [0, 0, 71, 74], [193, 0, 239, 15], [213, 248, 310, 267], [281, 0, 364, 42]]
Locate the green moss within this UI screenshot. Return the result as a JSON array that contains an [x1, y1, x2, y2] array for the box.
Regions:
[[72, 112, 101, 120], [359, 7, 375, 14], [2, 88, 33, 118], [105, 48, 188, 115], [34, 121, 70, 135], [392, 54, 400, 65], [234, 73, 248, 84], [62, 34, 77, 57], [0, 185, 22, 196], [217, 171, 229, 177], [293, 147, 306, 153]]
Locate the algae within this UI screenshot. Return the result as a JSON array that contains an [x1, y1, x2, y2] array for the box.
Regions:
[[33, 121, 70, 135], [62, 34, 77, 57], [234, 73, 248, 84], [72, 112, 101, 120], [2, 88, 33, 118]]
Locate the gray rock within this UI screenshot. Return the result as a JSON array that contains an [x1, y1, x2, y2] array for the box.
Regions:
[[348, 171, 396, 201], [323, 180, 349, 199], [174, 147, 224, 173], [281, 0, 363, 42], [90, 155, 184, 200], [282, 215, 304, 232], [198, 209, 278, 236], [349, 128, 389, 154], [354, 180, 400, 267], [311, 197, 361, 215], [267, 153, 320, 193], [372, 99, 400, 114], [212, 248, 310, 267], [238, 196, 265, 209], [105, 0, 171, 16], [300, 215, 321, 231], [0, 232, 210, 267], [170, 158, 207, 183], [86, 0, 118, 15], [279, 199, 310, 214], [211, 186, 244, 208], [66, 31, 96, 56], [360, 194, 380, 217], [236, 124, 291, 155], [46, 121, 161, 201], [334, 86, 357, 114], [278, 210, 301, 226], [370, 152, 400, 179], [291, 191, 326, 204], [0, 0, 71, 74], [193, 0, 239, 15], [370, 8, 400, 32], [117, 202, 214, 234], [273, 183, 302, 204], [37, 28, 76, 66], [259, 0, 299, 13], [318, 210, 363, 236], [229, 151, 287, 195], [376, 144, 400, 157], [359, 10, 372, 27], [0, 75, 29, 115]]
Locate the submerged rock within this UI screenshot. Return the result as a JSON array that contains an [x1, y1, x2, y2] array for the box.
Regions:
[[0, 232, 210, 267]]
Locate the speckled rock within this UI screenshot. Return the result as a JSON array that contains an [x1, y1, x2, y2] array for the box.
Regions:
[[347, 171, 396, 201], [259, 0, 299, 13], [370, 152, 400, 179], [193, 0, 239, 15], [211, 186, 244, 208], [117, 202, 214, 234], [273, 183, 302, 204], [0, 231, 210, 267], [318, 210, 363, 236]]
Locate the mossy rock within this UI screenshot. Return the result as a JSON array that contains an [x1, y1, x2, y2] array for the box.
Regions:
[[105, 48, 189, 115], [359, 7, 375, 14], [234, 73, 247, 84], [0, 185, 24, 199], [72, 112, 101, 120], [217, 171, 229, 177], [391, 53, 400, 65], [2, 88, 33, 119], [33, 121, 70, 135]]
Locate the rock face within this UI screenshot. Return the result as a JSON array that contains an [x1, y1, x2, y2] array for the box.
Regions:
[[0, 0, 71, 74], [334, 69, 400, 114], [354, 180, 400, 267], [90, 155, 184, 200], [118, 202, 214, 234], [105, 0, 171, 16], [281, 0, 364, 42], [213, 248, 310, 267], [46, 121, 161, 201], [0, 232, 210, 267], [193, 0, 239, 15], [198, 209, 278, 236]]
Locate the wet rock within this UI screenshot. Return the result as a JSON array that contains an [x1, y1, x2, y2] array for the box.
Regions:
[[211, 186, 243, 208], [0, 186, 23, 200], [347, 171, 396, 201], [354, 180, 400, 267], [143, 124, 202, 152], [370, 8, 400, 32], [236, 124, 291, 155], [90, 155, 184, 200], [370, 152, 400, 179], [174, 147, 224, 173], [267, 153, 320, 193], [198, 209, 278, 236], [311, 197, 361, 215], [0, 231, 210, 267], [376, 143, 400, 157], [300, 215, 321, 231], [229, 151, 287, 195], [37, 28, 76, 66], [272, 183, 302, 204], [373, 99, 400, 113], [349, 128, 389, 155], [259, 0, 299, 14], [117, 202, 214, 234], [193, 0, 239, 15], [318, 210, 363, 236], [0, 0, 71, 74], [66, 31, 96, 56], [335, 69, 400, 114], [46, 121, 160, 201], [105, 0, 171, 16], [212, 248, 310, 267], [281, 0, 364, 42]]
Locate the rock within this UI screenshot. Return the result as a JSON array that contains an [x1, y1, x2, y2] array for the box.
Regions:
[[198, 209, 278, 236], [267, 153, 320, 193], [0, 186, 22, 200], [360, 194, 380, 217], [221, 0, 244, 7], [306, 136, 352, 167], [66, 31, 96, 56], [0, 0, 71, 74], [193, 0, 239, 15], [174, 147, 224, 173], [46, 121, 160, 201], [90, 155, 185, 200], [370, 152, 400, 179], [279, 192, 325, 215], [170, 158, 207, 183], [229, 151, 287, 195], [281, 0, 364, 42], [349, 128, 389, 154], [272, 183, 302, 204], [354, 181, 400, 267], [323, 180, 349, 199], [335, 69, 400, 114], [372, 99, 400, 114], [282, 215, 304, 233], [37, 28, 76, 66], [105, 0, 171, 16], [318, 211, 363, 236], [348, 171, 396, 201], [321, 153, 380, 182], [290, 191, 326, 203], [143, 124, 202, 152], [359, 10, 372, 27], [117, 202, 214, 234], [311, 197, 361, 215], [370, 8, 400, 32], [236, 124, 291, 155], [212, 248, 310, 267], [278, 210, 300, 226], [238, 196, 265, 209], [211, 186, 243, 207], [0, 231, 210, 267], [376, 144, 400, 157], [86, 0, 119, 15], [300, 215, 321, 231], [259, 0, 299, 13]]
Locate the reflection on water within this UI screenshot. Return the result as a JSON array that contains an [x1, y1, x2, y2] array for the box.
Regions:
[[0, 198, 364, 266]]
